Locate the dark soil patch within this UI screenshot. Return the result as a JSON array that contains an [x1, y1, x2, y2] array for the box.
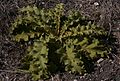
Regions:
[[0, 0, 120, 81]]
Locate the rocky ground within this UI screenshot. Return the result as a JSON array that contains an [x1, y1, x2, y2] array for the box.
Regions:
[[0, 0, 120, 81]]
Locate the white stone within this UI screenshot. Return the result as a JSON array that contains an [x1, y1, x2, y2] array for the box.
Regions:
[[117, 27, 120, 30], [97, 58, 104, 63], [94, 2, 99, 6], [6, 76, 9, 79], [97, 64, 101, 66], [42, 2, 45, 4], [74, 79, 77, 81]]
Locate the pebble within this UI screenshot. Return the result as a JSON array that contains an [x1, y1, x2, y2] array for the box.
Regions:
[[94, 2, 99, 6], [74, 79, 77, 81], [97, 58, 104, 63], [111, 61, 114, 64], [6, 76, 9, 79], [42, 2, 45, 4], [117, 27, 120, 30], [100, 68, 103, 72], [97, 64, 101, 66]]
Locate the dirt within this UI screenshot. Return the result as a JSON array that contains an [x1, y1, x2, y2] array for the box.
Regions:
[[0, 0, 120, 81]]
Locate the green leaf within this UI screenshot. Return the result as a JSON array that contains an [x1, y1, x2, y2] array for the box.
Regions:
[[15, 32, 29, 42], [77, 37, 88, 46], [86, 39, 99, 49], [33, 6, 40, 15]]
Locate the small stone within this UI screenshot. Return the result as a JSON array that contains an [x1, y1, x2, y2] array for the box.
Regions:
[[100, 68, 103, 72], [117, 27, 120, 30], [95, 75, 98, 77], [79, 4, 82, 7], [74, 79, 77, 81], [97, 58, 104, 63], [111, 80, 114, 81], [6, 76, 9, 79], [84, 73, 87, 76], [94, 2, 99, 6], [109, 59, 112, 62], [111, 61, 114, 64], [38, 80, 43, 81], [80, 76, 83, 78], [5, 38, 9, 41], [42, 2, 45, 4], [97, 64, 101, 66]]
